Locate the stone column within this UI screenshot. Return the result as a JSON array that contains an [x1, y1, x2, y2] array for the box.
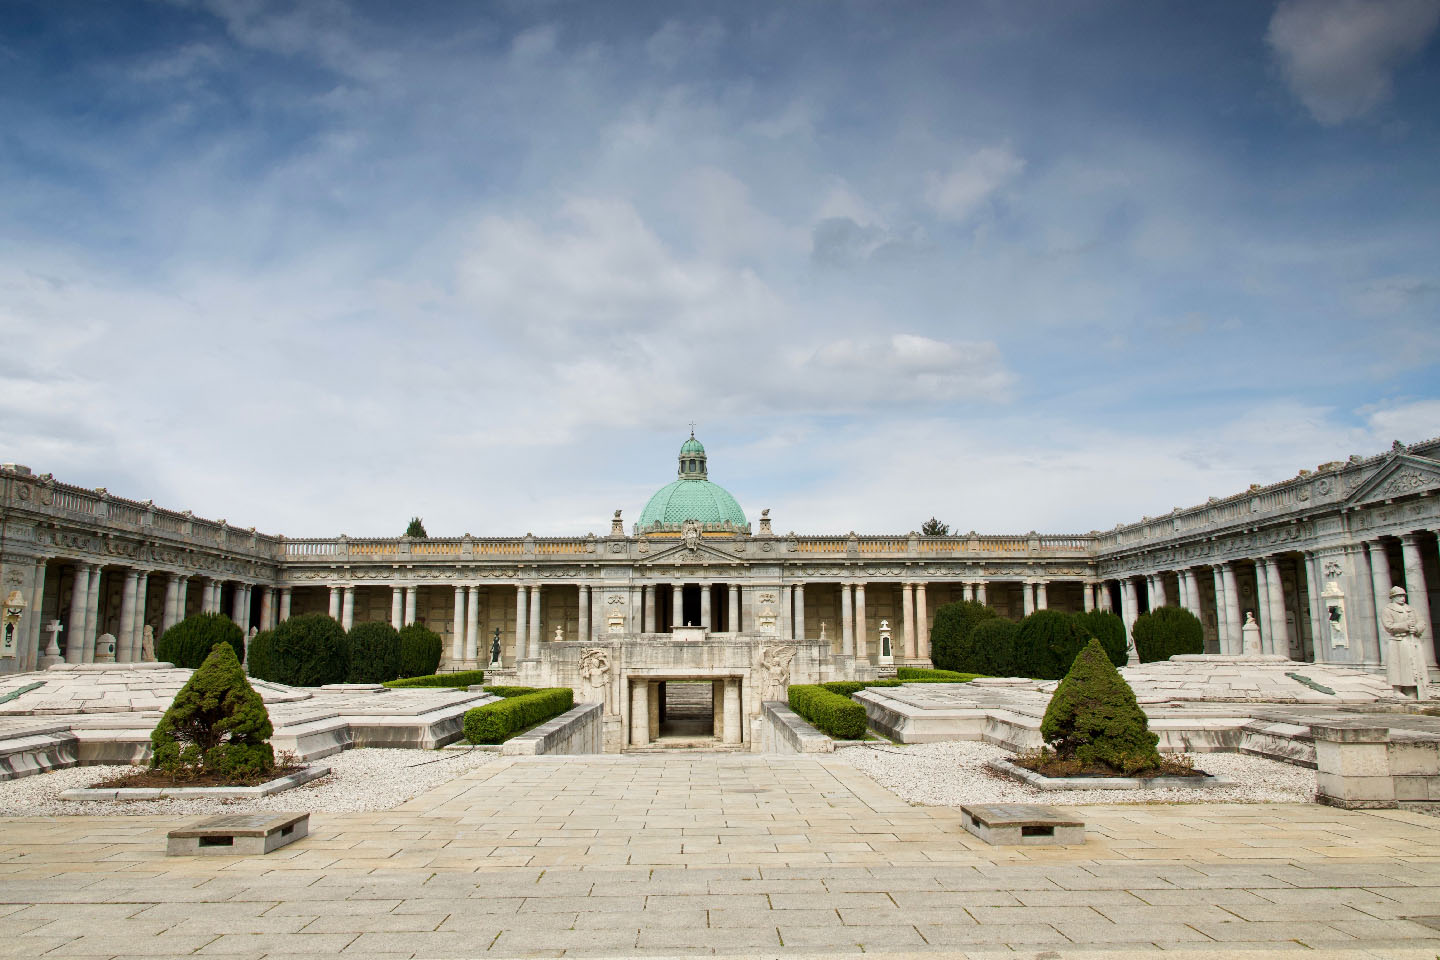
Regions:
[[161, 571, 179, 635], [405, 586, 418, 626], [279, 587, 292, 623], [528, 585, 541, 658], [727, 584, 740, 633], [1368, 541, 1394, 658], [700, 583, 712, 629], [328, 586, 341, 620], [449, 586, 465, 662], [722, 678, 741, 744], [643, 585, 655, 632], [391, 588, 403, 630], [1035, 581, 1047, 611], [515, 585, 528, 659], [1255, 561, 1273, 652], [1221, 562, 1243, 654], [1153, 574, 1167, 608], [23, 559, 47, 671], [671, 584, 683, 629], [976, 581, 987, 605], [855, 583, 867, 659], [964, 582, 975, 603], [1083, 581, 1096, 612], [916, 583, 929, 660], [1211, 567, 1229, 653], [648, 681, 660, 741], [579, 585, 591, 642], [466, 586, 481, 661], [840, 583, 855, 655], [630, 679, 649, 747], [231, 583, 246, 629], [1264, 557, 1291, 658], [794, 583, 806, 641], [1401, 533, 1437, 667], [901, 582, 915, 659], [1023, 581, 1035, 616], [117, 570, 139, 663], [781, 585, 793, 640], [132, 572, 149, 660], [341, 585, 355, 631], [712, 680, 724, 737], [259, 589, 274, 633], [81, 568, 103, 662]]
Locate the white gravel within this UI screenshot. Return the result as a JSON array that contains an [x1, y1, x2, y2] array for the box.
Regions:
[[0, 747, 499, 817], [840, 740, 1316, 806]]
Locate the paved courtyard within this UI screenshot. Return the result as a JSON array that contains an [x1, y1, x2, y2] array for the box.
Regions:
[[4, 754, 1440, 958]]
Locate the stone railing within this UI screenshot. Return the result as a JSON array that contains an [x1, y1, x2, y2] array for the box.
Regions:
[[3, 469, 282, 562], [1091, 437, 1440, 556]]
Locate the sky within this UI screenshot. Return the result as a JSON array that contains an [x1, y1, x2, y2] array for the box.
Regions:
[[2, 0, 1438, 539]]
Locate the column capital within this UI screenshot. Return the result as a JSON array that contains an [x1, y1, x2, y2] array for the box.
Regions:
[[1401, 531, 1424, 545]]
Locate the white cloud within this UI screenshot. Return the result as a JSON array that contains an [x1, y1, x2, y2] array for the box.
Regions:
[[924, 145, 1024, 221], [1267, 0, 1440, 124]]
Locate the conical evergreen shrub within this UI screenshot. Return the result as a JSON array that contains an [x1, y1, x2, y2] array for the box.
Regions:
[[1040, 637, 1160, 775], [150, 641, 275, 780], [1132, 606, 1205, 662], [929, 600, 998, 673]]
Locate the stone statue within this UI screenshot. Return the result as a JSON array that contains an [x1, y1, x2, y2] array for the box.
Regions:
[[490, 628, 502, 666], [1382, 586, 1430, 700], [140, 624, 156, 661], [682, 519, 701, 553], [757, 644, 797, 701], [578, 647, 611, 711], [1241, 611, 1262, 657], [554, 625, 564, 643]]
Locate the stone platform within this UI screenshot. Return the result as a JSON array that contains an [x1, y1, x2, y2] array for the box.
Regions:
[[0, 665, 495, 779], [4, 754, 1440, 957]]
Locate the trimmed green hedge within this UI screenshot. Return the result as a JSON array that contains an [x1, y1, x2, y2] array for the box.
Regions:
[[929, 600, 999, 673], [1015, 610, 1093, 680], [249, 612, 349, 687], [1073, 610, 1128, 667], [463, 687, 573, 743], [397, 623, 443, 678], [966, 618, 1020, 676], [1132, 606, 1204, 662], [246, 629, 274, 680], [788, 684, 867, 739], [896, 667, 977, 681], [384, 670, 486, 689], [156, 612, 245, 669], [484, 685, 540, 698], [347, 622, 401, 683]]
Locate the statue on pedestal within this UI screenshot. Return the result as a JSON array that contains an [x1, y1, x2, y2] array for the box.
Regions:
[[1241, 611, 1262, 657], [490, 628, 502, 667], [140, 624, 156, 662], [1382, 586, 1430, 700]]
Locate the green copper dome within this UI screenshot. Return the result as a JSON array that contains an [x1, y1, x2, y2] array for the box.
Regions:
[[637, 433, 748, 533]]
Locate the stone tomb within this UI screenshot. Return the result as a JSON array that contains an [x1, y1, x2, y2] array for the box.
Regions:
[[166, 812, 309, 856], [959, 803, 1084, 846]]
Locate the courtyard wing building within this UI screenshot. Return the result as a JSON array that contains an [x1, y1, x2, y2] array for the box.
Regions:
[[3, 434, 1439, 750]]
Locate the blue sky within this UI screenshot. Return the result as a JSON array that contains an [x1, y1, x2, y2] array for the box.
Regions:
[[2, 0, 1438, 537]]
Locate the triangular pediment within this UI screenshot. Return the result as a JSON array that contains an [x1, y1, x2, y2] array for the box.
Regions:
[[1344, 453, 1440, 507], [639, 539, 743, 565]]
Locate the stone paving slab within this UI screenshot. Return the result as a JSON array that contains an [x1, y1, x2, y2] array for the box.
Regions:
[[3, 754, 1440, 957]]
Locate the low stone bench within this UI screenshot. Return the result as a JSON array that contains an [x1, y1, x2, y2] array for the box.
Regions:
[[167, 813, 309, 856], [959, 803, 1084, 846]]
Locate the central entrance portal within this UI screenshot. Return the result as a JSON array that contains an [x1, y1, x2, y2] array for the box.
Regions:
[[658, 681, 714, 740]]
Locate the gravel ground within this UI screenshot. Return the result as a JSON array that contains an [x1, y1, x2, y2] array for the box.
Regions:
[[0, 747, 499, 817], [840, 740, 1316, 806]]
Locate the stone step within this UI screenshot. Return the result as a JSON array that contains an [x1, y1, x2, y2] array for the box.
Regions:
[[623, 739, 746, 754]]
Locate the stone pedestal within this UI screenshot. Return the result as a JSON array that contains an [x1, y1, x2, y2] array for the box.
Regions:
[[1313, 726, 1395, 809]]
